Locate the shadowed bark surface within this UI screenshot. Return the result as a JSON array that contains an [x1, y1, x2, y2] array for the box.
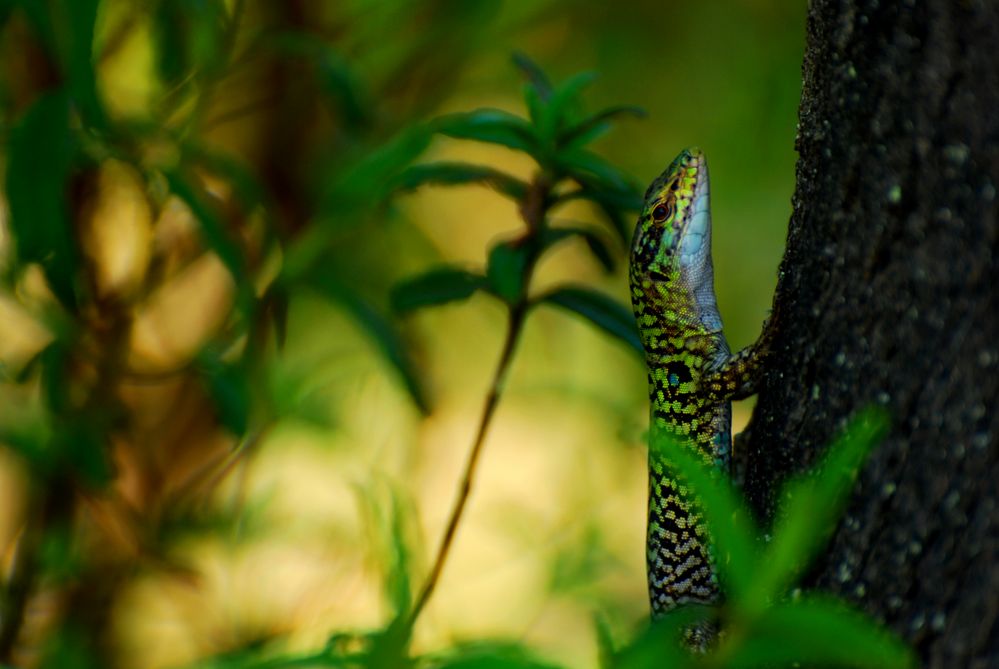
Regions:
[[742, 1, 999, 667]]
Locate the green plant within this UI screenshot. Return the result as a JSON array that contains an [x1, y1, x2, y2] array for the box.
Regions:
[[388, 53, 646, 642], [614, 408, 916, 669]]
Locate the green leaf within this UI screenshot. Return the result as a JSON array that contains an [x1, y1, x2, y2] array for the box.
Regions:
[[558, 105, 646, 149], [533, 287, 641, 355], [541, 226, 616, 272], [392, 162, 529, 200], [552, 186, 643, 246], [5, 91, 80, 309], [486, 241, 528, 305], [559, 148, 635, 192], [310, 275, 429, 415], [163, 169, 252, 314], [614, 606, 713, 669], [424, 641, 563, 669], [323, 125, 434, 213], [435, 109, 538, 155], [512, 52, 553, 101], [540, 70, 597, 142], [729, 595, 916, 669], [391, 267, 487, 313], [647, 431, 760, 602], [197, 348, 251, 437], [749, 408, 888, 604]]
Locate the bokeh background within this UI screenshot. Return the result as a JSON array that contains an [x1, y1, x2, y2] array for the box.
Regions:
[[0, 2, 803, 667]]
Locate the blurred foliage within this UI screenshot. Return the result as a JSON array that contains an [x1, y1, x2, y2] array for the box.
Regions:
[[0, 1, 820, 668]]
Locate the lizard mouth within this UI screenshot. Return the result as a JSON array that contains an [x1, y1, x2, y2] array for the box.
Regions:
[[676, 151, 711, 266]]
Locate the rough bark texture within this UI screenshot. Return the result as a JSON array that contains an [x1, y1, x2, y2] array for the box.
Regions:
[[742, 1, 999, 667]]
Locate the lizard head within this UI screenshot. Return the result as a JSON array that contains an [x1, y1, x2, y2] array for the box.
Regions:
[[630, 147, 720, 330]]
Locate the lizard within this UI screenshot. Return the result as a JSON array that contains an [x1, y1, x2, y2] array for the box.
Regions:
[[628, 146, 775, 643]]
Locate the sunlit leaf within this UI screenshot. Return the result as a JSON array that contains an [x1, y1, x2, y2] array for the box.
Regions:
[[647, 431, 760, 602], [541, 226, 617, 272], [533, 287, 641, 355], [727, 595, 916, 669], [751, 408, 889, 602], [486, 241, 528, 305], [435, 109, 538, 156], [391, 267, 487, 313], [393, 162, 529, 200], [558, 105, 646, 149], [5, 91, 80, 309]]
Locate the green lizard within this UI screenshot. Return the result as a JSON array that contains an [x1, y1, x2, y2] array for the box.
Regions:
[[629, 147, 773, 637]]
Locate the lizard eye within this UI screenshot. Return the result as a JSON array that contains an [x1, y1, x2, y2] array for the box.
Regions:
[[652, 202, 672, 222]]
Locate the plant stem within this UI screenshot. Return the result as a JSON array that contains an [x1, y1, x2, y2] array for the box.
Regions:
[[404, 303, 526, 633]]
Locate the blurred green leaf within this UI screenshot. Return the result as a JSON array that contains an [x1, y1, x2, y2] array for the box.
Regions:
[[539, 71, 596, 143], [163, 169, 251, 311], [512, 52, 553, 102], [310, 275, 429, 414], [614, 606, 714, 669], [435, 109, 538, 156], [751, 408, 889, 603], [552, 186, 642, 246], [533, 287, 641, 355], [391, 268, 487, 314], [5, 91, 79, 309], [558, 105, 646, 150], [424, 641, 563, 669], [559, 148, 635, 192], [541, 226, 616, 272], [393, 162, 529, 200], [152, 0, 227, 85], [197, 348, 251, 437], [729, 595, 916, 669], [648, 431, 759, 601], [486, 242, 528, 304], [323, 125, 433, 214]]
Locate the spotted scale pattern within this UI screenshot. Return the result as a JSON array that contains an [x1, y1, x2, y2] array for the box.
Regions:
[[629, 148, 770, 622]]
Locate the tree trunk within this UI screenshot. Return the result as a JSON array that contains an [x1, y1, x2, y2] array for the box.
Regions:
[[742, 2, 999, 667]]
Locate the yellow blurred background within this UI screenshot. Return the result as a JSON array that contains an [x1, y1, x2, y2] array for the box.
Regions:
[[0, 2, 803, 667]]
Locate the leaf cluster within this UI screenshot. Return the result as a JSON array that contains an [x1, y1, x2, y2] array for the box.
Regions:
[[390, 53, 644, 355]]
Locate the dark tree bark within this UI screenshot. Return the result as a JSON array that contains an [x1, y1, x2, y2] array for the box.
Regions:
[[742, 2, 999, 667]]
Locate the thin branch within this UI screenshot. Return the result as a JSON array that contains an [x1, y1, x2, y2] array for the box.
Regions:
[[404, 304, 526, 631]]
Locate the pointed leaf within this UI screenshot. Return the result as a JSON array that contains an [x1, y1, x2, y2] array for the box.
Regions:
[[392, 162, 529, 200], [729, 596, 916, 669], [541, 226, 617, 272], [197, 348, 251, 437], [512, 52, 553, 101], [541, 70, 597, 142], [647, 431, 760, 602], [559, 148, 635, 192], [558, 105, 647, 149], [614, 606, 713, 669], [435, 109, 538, 155], [553, 186, 644, 245], [752, 408, 889, 601], [164, 169, 253, 314], [486, 241, 528, 305], [534, 287, 641, 355], [310, 275, 429, 414], [391, 267, 487, 313], [5, 91, 80, 309]]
